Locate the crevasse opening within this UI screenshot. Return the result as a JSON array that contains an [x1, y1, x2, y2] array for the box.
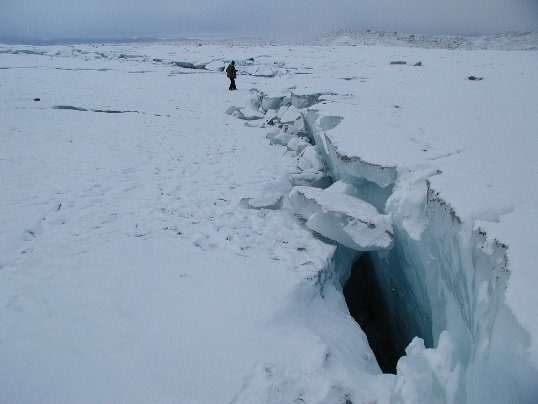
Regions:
[[343, 252, 408, 374]]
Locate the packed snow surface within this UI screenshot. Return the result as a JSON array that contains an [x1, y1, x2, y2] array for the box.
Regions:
[[0, 32, 537, 403]]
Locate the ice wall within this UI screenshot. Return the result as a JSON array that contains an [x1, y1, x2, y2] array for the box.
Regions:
[[243, 90, 538, 403], [304, 103, 538, 403]]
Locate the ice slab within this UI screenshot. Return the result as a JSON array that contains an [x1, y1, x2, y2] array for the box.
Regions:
[[291, 93, 322, 109], [287, 137, 310, 154], [263, 108, 279, 123], [226, 106, 264, 121], [289, 186, 394, 251], [243, 66, 281, 77], [270, 132, 294, 146], [240, 193, 284, 210], [205, 60, 226, 71], [297, 146, 325, 172], [279, 105, 302, 125], [289, 173, 332, 188], [262, 95, 285, 111], [172, 61, 205, 69]]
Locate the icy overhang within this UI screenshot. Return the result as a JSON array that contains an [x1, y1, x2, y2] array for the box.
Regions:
[[289, 186, 394, 251]]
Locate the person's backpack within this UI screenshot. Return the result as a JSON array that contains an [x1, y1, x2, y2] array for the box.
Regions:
[[226, 64, 236, 79]]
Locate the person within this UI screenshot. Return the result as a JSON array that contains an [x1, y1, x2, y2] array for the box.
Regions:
[[226, 61, 237, 90]]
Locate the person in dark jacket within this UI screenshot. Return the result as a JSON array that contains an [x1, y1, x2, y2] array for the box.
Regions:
[[226, 61, 237, 90]]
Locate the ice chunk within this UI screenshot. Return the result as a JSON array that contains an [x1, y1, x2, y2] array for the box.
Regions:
[[282, 125, 299, 136], [240, 109, 265, 120], [266, 116, 282, 127], [12, 49, 46, 55], [276, 105, 289, 119], [224, 59, 253, 66], [291, 93, 321, 109], [297, 146, 324, 172], [240, 193, 283, 210], [279, 105, 302, 125], [263, 109, 278, 123], [265, 128, 281, 141], [262, 96, 285, 111], [392, 332, 465, 404], [205, 60, 225, 71], [226, 106, 239, 115], [289, 173, 332, 188], [270, 132, 294, 146], [282, 116, 306, 136], [326, 180, 362, 199], [289, 186, 394, 251], [386, 164, 441, 241], [244, 66, 279, 77], [287, 137, 310, 154], [226, 106, 264, 121], [172, 61, 197, 69]]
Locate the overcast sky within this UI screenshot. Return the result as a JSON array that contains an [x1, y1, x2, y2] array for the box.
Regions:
[[1, 0, 537, 40]]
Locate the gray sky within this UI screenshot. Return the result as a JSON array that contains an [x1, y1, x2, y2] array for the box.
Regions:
[[1, 0, 537, 40]]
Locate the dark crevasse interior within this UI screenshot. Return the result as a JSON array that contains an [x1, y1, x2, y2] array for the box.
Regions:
[[343, 252, 407, 374]]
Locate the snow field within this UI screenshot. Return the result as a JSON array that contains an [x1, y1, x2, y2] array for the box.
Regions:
[[1, 39, 538, 403], [1, 45, 390, 403]]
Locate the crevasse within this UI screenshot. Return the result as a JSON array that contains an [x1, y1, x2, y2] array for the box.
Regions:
[[247, 90, 538, 403]]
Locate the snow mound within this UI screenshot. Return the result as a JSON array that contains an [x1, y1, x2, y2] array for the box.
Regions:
[[392, 332, 464, 404]]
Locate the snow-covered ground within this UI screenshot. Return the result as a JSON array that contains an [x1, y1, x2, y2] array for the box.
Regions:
[[0, 33, 537, 403]]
